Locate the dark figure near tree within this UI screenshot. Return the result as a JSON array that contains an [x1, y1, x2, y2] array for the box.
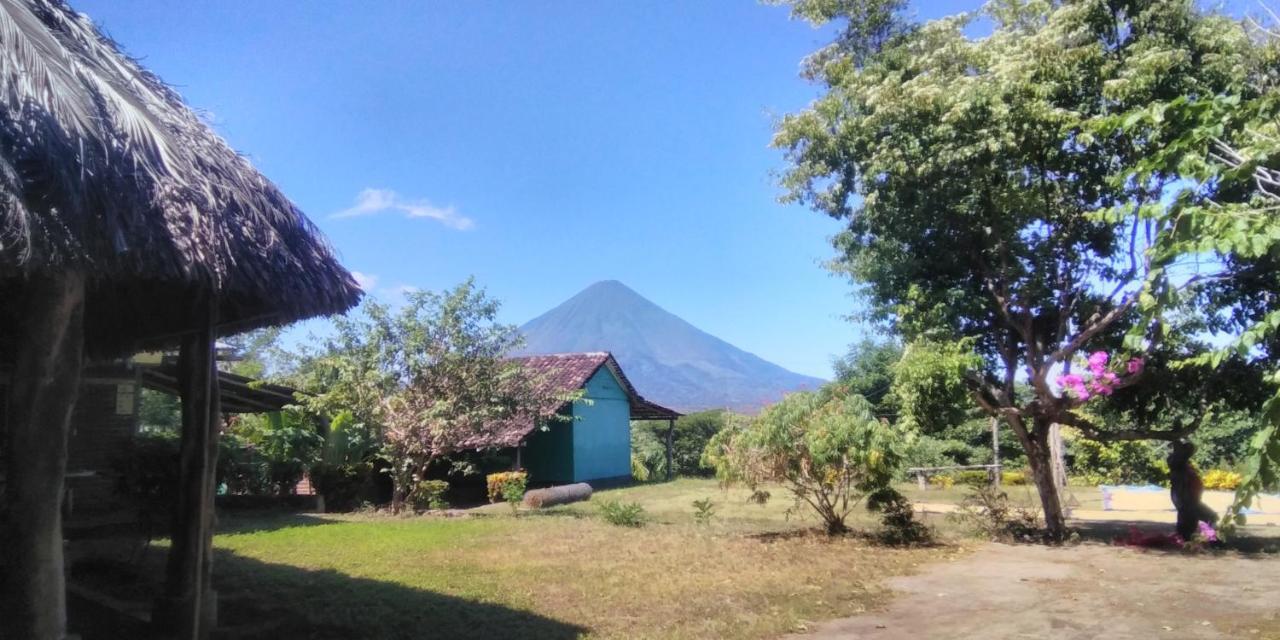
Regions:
[[1167, 441, 1217, 540]]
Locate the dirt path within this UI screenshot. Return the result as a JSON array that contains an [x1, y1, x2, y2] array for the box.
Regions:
[[792, 542, 1280, 640]]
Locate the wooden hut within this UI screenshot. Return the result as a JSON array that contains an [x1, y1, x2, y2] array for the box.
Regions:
[[0, 1, 362, 638]]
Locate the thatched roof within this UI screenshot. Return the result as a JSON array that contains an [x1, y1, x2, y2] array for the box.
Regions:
[[0, 0, 361, 358]]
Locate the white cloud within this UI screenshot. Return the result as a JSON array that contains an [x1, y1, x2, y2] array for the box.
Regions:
[[351, 271, 379, 291], [331, 188, 474, 230]]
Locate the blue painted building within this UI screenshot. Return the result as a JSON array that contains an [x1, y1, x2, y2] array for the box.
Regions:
[[507, 352, 681, 485]]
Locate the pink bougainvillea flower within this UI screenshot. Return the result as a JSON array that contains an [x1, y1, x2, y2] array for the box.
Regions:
[[1101, 371, 1118, 385], [1198, 521, 1218, 542], [1057, 373, 1083, 387], [1127, 357, 1145, 375], [1087, 351, 1109, 375]]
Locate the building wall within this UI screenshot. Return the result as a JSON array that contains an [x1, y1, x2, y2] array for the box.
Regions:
[[571, 367, 631, 483], [522, 411, 574, 484], [0, 375, 139, 515], [65, 378, 140, 514]]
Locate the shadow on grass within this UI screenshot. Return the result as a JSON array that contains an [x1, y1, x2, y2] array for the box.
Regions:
[[1071, 518, 1280, 556], [211, 549, 588, 639], [69, 546, 588, 640], [215, 511, 342, 535]]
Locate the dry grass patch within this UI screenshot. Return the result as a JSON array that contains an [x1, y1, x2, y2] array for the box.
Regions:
[[204, 480, 965, 638]]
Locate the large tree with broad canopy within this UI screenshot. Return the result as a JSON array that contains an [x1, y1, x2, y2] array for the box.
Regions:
[[773, 0, 1270, 537]]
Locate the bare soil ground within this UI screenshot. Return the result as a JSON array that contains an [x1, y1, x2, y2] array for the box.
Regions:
[[792, 535, 1280, 640]]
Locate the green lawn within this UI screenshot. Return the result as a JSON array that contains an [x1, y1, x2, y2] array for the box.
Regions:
[[206, 479, 962, 639]]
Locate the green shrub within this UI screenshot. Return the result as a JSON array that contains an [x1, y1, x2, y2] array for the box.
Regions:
[[691, 498, 716, 526], [411, 480, 450, 511], [704, 387, 905, 535], [598, 500, 646, 527], [953, 470, 990, 486], [500, 474, 527, 514], [486, 471, 528, 503], [1068, 436, 1168, 486], [310, 462, 374, 512], [867, 487, 932, 546], [948, 484, 1042, 542], [630, 427, 668, 482], [1000, 470, 1028, 486]]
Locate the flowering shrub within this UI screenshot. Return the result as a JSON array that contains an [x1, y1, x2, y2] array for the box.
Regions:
[[1000, 470, 1028, 486], [486, 471, 528, 504], [928, 474, 956, 489], [1055, 351, 1144, 401], [1202, 469, 1242, 491]]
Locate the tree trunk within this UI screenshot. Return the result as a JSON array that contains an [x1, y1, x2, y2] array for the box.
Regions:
[[1, 273, 85, 640], [1024, 421, 1067, 540]]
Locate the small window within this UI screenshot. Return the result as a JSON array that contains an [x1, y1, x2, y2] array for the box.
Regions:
[[115, 383, 137, 416]]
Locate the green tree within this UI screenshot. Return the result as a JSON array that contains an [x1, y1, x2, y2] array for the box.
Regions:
[[773, 0, 1263, 537], [291, 278, 571, 512], [632, 410, 731, 480], [833, 339, 902, 419], [705, 385, 906, 534], [220, 327, 283, 379], [1103, 11, 1280, 522]]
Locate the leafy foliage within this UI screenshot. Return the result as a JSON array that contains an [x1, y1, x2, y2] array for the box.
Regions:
[[948, 484, 1043, 543], [630, 424, 669, 482], [1067, 434, 1168, 486], [833, 339, 903, 419], [891, 340, 983, 436], [1097, 9, 1280, 524], [691, 498, 716, 526], [499, 474, 527, 514], [866, 487, 931, 546], [138, 388, 180, 432], [631, 410, 732, 481], [288, 279, 568, 512], [227, 410, 324, 496], [705, 385, 906, 534], [486, 471, 528, 505], [411, 480, 451, 511], [773, 0, 1267, 536], [597, 500, 646, 527], [310, 461, 374, 513]]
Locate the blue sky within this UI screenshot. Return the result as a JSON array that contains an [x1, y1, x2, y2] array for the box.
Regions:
[[72, 1, 1250, 378]]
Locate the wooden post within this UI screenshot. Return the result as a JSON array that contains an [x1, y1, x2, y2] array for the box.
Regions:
[[665, 419, 674, 482], [156, 298, 220, 639], [0, 273, 85, 640], [991, 417, 1001, 487]]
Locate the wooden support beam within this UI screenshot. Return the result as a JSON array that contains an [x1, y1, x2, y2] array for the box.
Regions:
[[665, 419, 674, 482], [0, 273, 85, 640], [155, 298, 221, 639]]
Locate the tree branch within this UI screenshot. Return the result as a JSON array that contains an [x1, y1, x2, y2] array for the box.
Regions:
[[1057, 410, 1200, 443]]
